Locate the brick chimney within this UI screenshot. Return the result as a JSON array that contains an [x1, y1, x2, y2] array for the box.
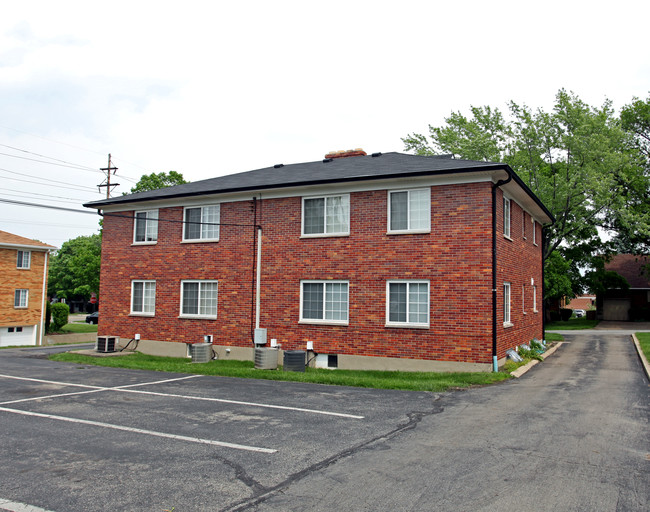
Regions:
[[324, 148, 367, 159]]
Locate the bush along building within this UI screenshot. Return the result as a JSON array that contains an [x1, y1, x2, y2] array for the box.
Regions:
[[84, 150, 554, 371]]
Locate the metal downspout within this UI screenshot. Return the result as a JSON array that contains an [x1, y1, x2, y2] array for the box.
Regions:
[[492, 170, 512, 372]]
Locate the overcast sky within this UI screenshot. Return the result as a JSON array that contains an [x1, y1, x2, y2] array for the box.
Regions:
[[1, 0, 648, 247]]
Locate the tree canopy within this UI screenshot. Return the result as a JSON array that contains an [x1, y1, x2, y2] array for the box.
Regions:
[[48, 234, 101, 300], [403, 90, 650, 298], [128, 170, 187, 194]]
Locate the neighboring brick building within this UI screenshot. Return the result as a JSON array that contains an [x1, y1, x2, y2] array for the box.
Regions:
[[598, 254, 650, 321], [85, 151, 553, 371], [0, 230, 55, 347]]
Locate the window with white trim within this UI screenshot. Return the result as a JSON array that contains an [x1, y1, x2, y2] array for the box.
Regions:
[[533, 285, 538, 312], [503, 197, 511, 238], [131, 280, 156, 315], [183, 205, 220, 241], [532, 219, 537, 245], [388, 188, 430, 233], [134, 210, 158, 243], [300, 281, 349, 324], [522, 211, 527, 239], [386, 281, 429, 327], [14, 289, 28, 308], [180, 280, 218, 318], [522, 284, 526, 314], [302, 195, 349, 236], [17, 250, 30, 269], [503, 282, 511, 325]]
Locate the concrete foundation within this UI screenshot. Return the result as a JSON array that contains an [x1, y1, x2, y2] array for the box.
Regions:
[[113, 338, 498, 372]]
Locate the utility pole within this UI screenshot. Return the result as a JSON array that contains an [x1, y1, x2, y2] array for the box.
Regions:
[[98, 153, 119, 198]]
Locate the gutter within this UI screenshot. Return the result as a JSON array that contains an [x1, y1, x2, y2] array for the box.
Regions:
[[39, 250, 50, 346], [492, 169, 513, 372]]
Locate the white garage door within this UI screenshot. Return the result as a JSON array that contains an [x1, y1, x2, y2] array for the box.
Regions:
[[602, 299, 631, 321], [0, 325, 36, 347]]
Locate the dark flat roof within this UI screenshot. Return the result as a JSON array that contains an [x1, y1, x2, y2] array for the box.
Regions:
[[84, 152, 553, 221]]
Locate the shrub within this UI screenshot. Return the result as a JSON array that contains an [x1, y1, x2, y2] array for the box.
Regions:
[[560, 308, 573, 321], [50, 303, 70, 332]]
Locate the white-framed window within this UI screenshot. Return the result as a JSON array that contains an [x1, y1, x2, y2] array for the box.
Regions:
[[388, 188, 430, 233], [183, 205, 220, 241], [131, 280, 156, 315], [16, 250, 31, 269], [532, 219, 537, 245], [180, 280, 218, 318], [386, 280, 429, 327], [302, 194, 350, 236], [522, 211, 527, 239], [503, 197, 511, 238], [503, 282, 512, 326], [522, 284, 526, 314], [14, 289, 28, 308], [133, 210, 158, 243], [533, 285, 538, 312], [300, 280, 349, 324]]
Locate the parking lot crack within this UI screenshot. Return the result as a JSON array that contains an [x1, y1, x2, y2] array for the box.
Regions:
[[221, 397, 445, 512]]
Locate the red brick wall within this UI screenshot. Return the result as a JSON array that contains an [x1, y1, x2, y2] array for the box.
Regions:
[[495, 190, 545, 358], [99, 181, 544, 365]]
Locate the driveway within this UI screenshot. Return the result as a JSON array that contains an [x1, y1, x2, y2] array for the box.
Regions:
[[0, 331, 648, 512]]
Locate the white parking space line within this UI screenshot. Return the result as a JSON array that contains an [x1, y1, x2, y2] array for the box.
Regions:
[[116, 388, 365, 419], [0, 373, 364, 419], [0, 406, 277, 454], [0, 497, 56, 512]]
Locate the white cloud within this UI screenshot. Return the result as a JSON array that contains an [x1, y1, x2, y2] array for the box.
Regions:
[[0, 0, 648, 245]]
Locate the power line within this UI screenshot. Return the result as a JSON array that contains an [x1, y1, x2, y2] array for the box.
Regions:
[[0, 167, 99, 192], [0, 143, 99, 171], [0, 191, 82, 205], [0, 197, 97, 214], [0, 187, 88, 202]]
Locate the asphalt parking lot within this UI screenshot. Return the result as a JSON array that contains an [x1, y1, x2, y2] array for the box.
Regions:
[[0, 345, 438, 512]]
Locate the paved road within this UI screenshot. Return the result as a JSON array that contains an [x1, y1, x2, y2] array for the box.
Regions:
[[0, 332, 648, 512], [252, 332, 650, 512]]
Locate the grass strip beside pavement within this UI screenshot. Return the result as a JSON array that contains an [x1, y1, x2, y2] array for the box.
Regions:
[[48, 352, 512, 392], [58, 323, 98, 334], [545, 318, 599, 330], [637, 332, 650, 362]]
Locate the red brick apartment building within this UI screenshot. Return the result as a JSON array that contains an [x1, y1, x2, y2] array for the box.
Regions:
[[0, 230, 55, 347], [85, 151, 553, 371]]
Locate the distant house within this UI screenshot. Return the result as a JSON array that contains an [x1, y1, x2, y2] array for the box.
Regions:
[[598, 254, 650, 321], [85, 150, 553, 371], [0, 230, 55, 346], [565, 295, 596, 311]]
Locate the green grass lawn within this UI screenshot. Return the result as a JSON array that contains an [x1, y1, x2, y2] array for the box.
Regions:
[[637, 332, 650, 362], [58, 323, 98, 334], [545, 317, 599, 330], [48, 352, 512, 392], [544, 332, 564, 342]]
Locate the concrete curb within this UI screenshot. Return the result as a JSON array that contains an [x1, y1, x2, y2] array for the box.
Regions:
[[510, 342, 563, 378], [631, 334, 650, 385]]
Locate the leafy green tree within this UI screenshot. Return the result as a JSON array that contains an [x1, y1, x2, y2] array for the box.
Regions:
[[48, 234, 101, 301], [128, 171, 187, 194], [403, 89, 647, 295], [610, 94, 650, 255]]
